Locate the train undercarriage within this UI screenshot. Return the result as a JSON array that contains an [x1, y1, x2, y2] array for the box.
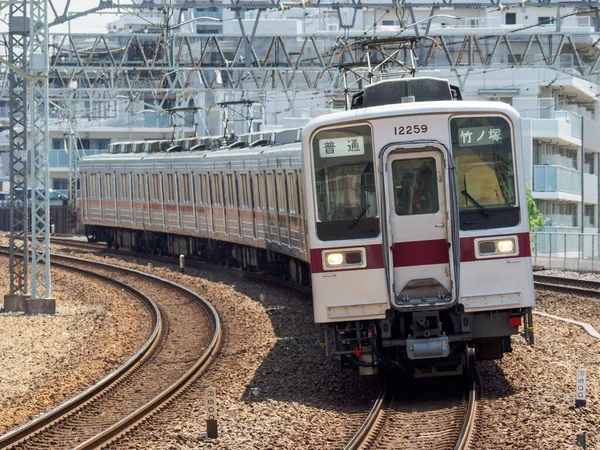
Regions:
[[323, 307, 533, 377]]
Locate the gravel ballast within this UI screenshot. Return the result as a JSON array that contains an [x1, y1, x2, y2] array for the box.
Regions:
[[0, 256, 151, 434], [3, 241, 599, 448]]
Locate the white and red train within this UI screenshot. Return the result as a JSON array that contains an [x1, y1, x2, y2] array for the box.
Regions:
[[79, 77, 535, 376]]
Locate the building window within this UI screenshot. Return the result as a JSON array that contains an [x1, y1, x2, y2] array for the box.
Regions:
[[585, 153, 595, 174], [53, 179, 68, 191], [585, 205, 595, 226], [505, 13, 516, 25], [538, 17, 553, 25]]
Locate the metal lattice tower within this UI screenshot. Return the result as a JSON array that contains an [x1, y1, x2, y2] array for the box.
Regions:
[[7, 0, 29, 297], [28, 0, 51, 300], [66, 88, 79, 234]]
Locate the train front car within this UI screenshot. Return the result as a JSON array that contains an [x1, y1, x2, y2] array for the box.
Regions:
[[302, 78, 534, 376]]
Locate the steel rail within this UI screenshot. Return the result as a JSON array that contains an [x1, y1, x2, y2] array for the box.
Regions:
[[0, 249, 222, 449], [344, 376, 477, 450], [533, 274, 600, 298], [73, 261, 223, 449], [454, 377, 477, 450], [50, 236, 313, 295], [0, 250, 163, 448], [343, 388, 386, 450]]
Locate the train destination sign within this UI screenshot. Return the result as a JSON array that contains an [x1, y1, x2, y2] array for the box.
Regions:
[[318, 136, 365, 158], [457, 126, 503, 147]]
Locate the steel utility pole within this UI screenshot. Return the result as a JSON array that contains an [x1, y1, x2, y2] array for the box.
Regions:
[[4, 0, 30, 313], [66, 84, 79, 234], [27, 0, 53, 312]]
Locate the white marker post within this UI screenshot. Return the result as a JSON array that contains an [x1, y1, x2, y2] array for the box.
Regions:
[[179, 255, 185, 274], [576, 369, 587, 408], [205, 387, 218, 438]]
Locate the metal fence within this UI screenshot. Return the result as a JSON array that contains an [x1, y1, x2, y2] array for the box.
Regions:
[[532, 232, 600, 271]]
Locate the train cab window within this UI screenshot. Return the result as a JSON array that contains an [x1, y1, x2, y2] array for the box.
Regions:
[[311, 125, 379, 241], [392, 158, 439, 216], [451, 116, 519, 230]]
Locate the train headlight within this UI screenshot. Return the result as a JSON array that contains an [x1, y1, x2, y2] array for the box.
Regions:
[[326, 252, 344, 266], [323, 248, 367, 270], [497, 239, 515, 253], [475, 236, 518, 258]]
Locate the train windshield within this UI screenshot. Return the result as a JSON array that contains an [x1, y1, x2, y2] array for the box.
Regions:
[[450, 116, 519, 230], [312, 125, 379, 241]]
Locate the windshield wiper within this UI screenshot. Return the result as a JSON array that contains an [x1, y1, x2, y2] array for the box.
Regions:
[[348, 204, 370, 229], [462, 175, 490, 217], [461, 189, 490, 217]]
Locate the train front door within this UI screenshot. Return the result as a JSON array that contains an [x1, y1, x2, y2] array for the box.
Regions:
[[383, 144, 456, 309]]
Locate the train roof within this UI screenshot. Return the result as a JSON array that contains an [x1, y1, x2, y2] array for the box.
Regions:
[[301, 100, 521, 138]]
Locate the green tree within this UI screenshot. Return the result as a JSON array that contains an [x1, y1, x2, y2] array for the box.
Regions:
[[526, 185, 546, 233]]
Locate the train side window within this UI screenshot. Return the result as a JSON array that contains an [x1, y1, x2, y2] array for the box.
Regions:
[[197, 174, 204, 205], [266, 172, 275, 211], [252, 173, 260, 210], [276, 172, 286, 213], [287, 172, 297, 215], [225, 173, 236, 207], [104, 173, 114, 199], [239, 173, 250, 208], [89, 173, 97, 198], [181, 173, 192, 203], [120, 173, 128, 200], [166, 174, 176, 203], [212, 174, 222, 205], [391, 158, 439, 216], [151, 174, 160, 201]]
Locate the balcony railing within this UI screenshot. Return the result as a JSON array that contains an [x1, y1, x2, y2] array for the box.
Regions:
[[533, 165, 581, 194]]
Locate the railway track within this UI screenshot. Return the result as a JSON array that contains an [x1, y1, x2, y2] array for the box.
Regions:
[[0, 250, 222, 450], [533, 274, 600, 297], [49, 236, 313, 294], [345, 377, 477, 450]]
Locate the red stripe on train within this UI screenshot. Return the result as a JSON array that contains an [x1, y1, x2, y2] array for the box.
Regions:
[[310, 232, 531, 273]]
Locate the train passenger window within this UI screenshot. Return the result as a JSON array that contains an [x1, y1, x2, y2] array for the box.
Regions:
[[166, 174, 176, 202], [181, 174, 192, 203], [450, 116, 519, 230], [212, 174, 222, 205], [225, 173, 236, 208], [197, 174, 204, 205], [311, 125, 379, 240], [104, 173, 113, 199], [266, 173, 275, 211], [276, 172, 287, 213], [239, 174, 250, 208], [253, 174, 261, 210], [392, 158, 439, 216], [151, 174, 160, 201], [90, 173, 98, 198], [120, 174, 128, 200], [287, 172, 297, 214]]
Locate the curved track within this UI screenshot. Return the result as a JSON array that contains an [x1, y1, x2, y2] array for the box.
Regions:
[[344, 377, 477, 450], [0, 250, 222, 450]]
